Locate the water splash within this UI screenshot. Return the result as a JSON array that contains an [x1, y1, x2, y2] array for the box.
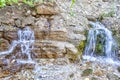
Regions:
[[0, 27, 35, 62], [83, 22, 119, 65]]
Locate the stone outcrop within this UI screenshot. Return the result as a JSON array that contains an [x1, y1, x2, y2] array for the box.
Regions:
[[0, 0, 120, 80], [0, 2, 78, 61]]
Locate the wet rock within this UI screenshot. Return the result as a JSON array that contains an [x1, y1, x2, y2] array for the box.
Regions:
[[8, 63, 22, 74], [3, 31, 17, 42], [0, 32, 3, 38], [117, 66, 120, 72], [36, 2, 60, 15], [22, 63, 35, 69], [0, 59, 8, 67], [93, 70, 104, 76], [81, 69, 93, 76], [107, 73, 120, 80], [0, 38, 9, 51]]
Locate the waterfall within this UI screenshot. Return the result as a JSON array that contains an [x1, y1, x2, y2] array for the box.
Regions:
[[83, 22, 119, 65], [0, 27, 35, 63]]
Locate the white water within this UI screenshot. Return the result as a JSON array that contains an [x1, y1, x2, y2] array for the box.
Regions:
[[83, 22, 119, 65], [0, 27, 35, 63]]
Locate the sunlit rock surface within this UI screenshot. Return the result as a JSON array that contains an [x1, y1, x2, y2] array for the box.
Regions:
[[0, 0, 120, 80]]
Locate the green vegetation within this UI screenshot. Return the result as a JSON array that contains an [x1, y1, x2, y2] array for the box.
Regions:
[[95, 34, 106, 56], [70, 0, 75, 16], [0, 39, 2, 45], [70, 0, 75, 9], [77, 40, 86, 56], [0, 0, 76, 8], [77, 30, 88, 56], [0, 0, 40, 7], [0, 0, 18, 7], [81, 69, 93, 76]]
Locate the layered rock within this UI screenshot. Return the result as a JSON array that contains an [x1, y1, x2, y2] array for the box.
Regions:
[[0, 1, 79, 61]]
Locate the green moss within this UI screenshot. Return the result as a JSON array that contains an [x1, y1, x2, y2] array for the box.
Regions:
[[115, 36, 120, 48], [65, 47, 78, 63], [95, 34, 106, 56], [0, 0, 40, 7], [0, 38, 2, 45], [77, 30, 88, 56], [81, 69, 93, 76], [77, 40, 86, 56]]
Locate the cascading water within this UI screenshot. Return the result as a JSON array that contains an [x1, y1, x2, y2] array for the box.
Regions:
[[0, 27, 35, 63], [83, 22, 119, 65]]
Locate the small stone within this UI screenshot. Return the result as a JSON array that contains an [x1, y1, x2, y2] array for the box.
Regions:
[[81, 69, 93, 76], [84, 78, 90, 80], [15, 19, 22, 27], [94, 70, 104, 76], [32, 11, 37, 16], [107, 73, 120, 80], [86, 15, 97, 21]]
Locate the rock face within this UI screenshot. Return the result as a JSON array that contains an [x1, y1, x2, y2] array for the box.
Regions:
[[0, 0, 119, 80], [0, 2, 78, 60], [0, 0, 119, 61]]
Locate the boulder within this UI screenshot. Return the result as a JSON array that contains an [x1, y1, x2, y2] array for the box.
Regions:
[[36, 2, 60, 15]]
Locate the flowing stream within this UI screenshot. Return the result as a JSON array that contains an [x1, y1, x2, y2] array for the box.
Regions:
[[83, 22, 120, 65]]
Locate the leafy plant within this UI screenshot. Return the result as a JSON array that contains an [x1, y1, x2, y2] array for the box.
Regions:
[[23, 0, 34, 7], [70, 0, 75, 16], [0, 0, 18, 7], [0, 0, 6, 7], [7, 0, 18, 5], [70, 0, 75, 9]]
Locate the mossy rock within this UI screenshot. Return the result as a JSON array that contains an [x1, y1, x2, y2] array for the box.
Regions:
[[65, 48, 78, 63], [81, 69, 93, 76], [77, 40, 86, 56], [116, 36, 120, 47], [91, 77, 98, 80]]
